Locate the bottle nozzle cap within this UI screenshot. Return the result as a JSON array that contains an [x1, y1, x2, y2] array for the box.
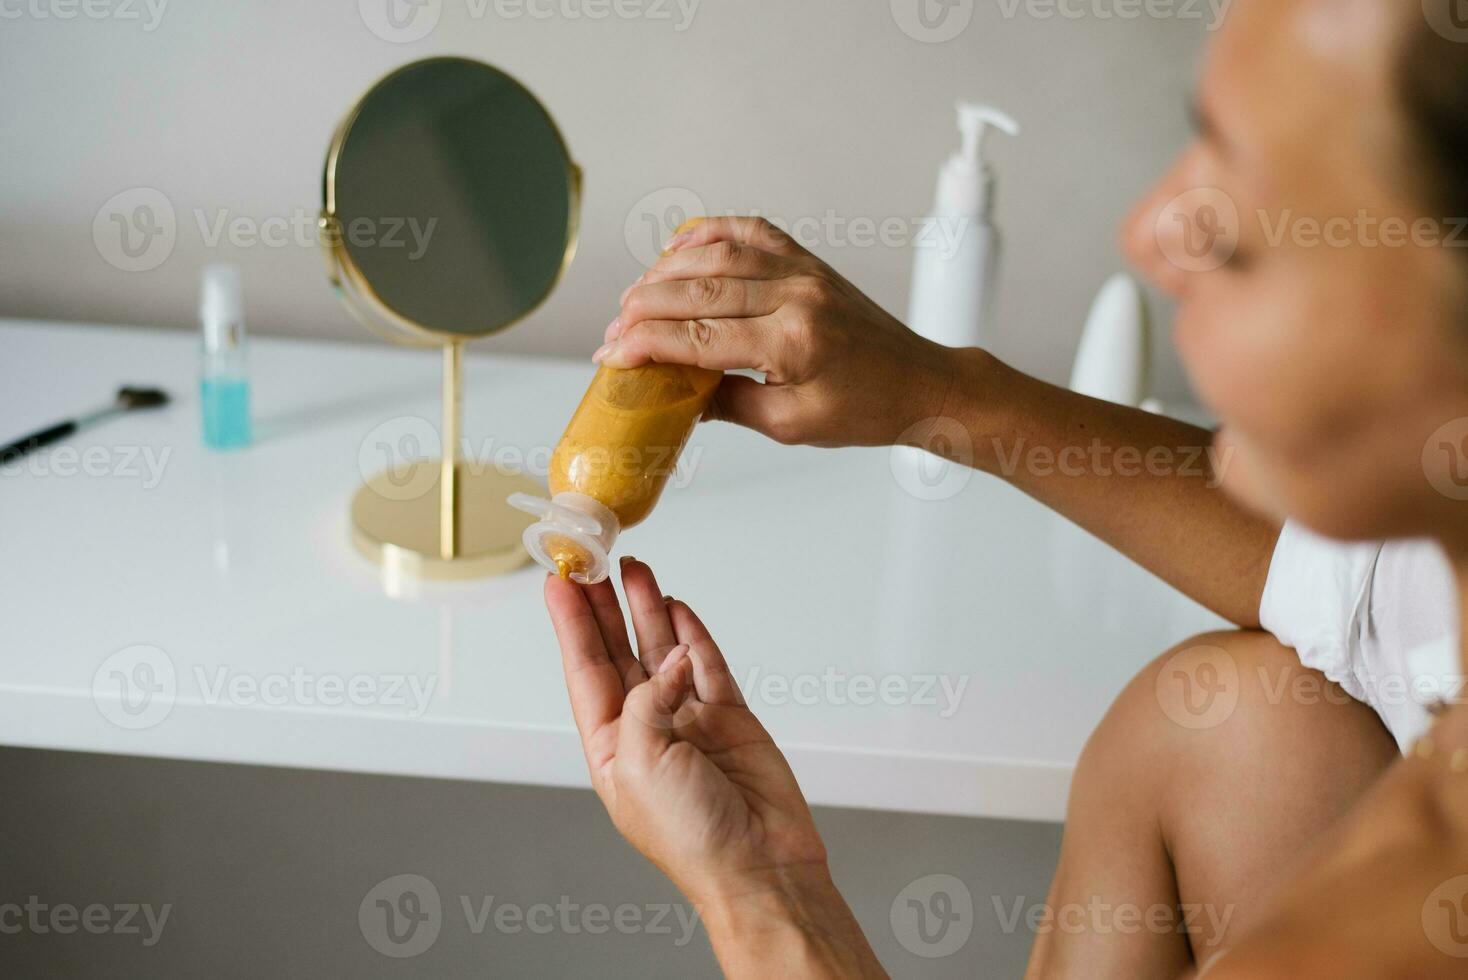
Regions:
[[508, 491, 622, 584], [200, 263, 244, 350]]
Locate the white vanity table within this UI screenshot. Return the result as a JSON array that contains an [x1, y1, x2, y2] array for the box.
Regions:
[[0, 319, 1225, 823]]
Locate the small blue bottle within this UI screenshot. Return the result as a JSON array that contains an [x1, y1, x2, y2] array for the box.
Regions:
[[200, 263, 252, 450]]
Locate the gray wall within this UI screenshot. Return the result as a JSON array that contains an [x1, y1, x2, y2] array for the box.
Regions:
[[0, 747, 1062, 977], [0, 0, 1210, 398]]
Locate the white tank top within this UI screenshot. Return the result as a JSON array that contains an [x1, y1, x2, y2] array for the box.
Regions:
[[1260, 522, 1460, 750]]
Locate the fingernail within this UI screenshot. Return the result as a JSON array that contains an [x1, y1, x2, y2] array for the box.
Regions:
[[607, 316, 623, 341], [659, 643, 690, 673], [592, 341, 617, 363], [620, 282, 635, 305], [662, 594, 674, 604], [619, 555, 635, 568], [661, 231, 691, 253]]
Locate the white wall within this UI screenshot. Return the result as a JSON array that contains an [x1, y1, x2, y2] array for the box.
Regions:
[[0, 0, 1210, 396]]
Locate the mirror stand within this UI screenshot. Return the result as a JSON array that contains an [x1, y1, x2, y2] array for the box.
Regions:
[[350, 340, 543, 582], [325, 57, 578, 585]]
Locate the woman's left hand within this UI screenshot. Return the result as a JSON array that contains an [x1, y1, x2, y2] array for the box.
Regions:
[[542, 557, 829, 907]]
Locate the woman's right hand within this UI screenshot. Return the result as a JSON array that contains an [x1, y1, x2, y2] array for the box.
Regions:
[[594, 216, 962, 449]]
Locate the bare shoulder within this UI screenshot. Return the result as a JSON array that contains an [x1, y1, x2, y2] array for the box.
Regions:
[[1197, 741, 1468, 979]]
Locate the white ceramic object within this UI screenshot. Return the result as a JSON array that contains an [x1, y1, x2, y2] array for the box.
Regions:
[[1070, 273, 1151, 407]]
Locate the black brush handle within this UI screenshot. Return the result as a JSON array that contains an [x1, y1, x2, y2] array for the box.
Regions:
[[0, 420, 77, 464]]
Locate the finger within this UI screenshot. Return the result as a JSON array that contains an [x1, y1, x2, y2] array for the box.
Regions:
[[617, 649, 695, 770], [544, 574, 625, 747], [619, 558, 680, 673], [667, 599, 745, 706], [581, 577, 646, 689], [621, 277, 783, 329], [704, 374, 804, 444], [665, 216, 809, 260], [644, 240, 796, 286], [595, 316, 781, 373]]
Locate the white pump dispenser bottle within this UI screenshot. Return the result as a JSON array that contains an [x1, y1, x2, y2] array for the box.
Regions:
[[907, 103, 1020, 350]]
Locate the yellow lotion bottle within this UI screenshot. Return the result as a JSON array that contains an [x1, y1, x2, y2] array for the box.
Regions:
[[510, 362, 720, 583]]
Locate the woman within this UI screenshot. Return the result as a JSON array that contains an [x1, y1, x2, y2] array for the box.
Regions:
[[542, 0, 1468, 974]]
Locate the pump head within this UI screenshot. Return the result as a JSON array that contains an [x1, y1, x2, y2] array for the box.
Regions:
[[954, 103, 1020, 173]]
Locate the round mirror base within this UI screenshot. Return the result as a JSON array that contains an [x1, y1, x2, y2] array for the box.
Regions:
[[351, 463, 544, 581]]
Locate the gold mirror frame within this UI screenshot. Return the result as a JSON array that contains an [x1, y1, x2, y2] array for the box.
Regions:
[[320, 57, 583, 582]]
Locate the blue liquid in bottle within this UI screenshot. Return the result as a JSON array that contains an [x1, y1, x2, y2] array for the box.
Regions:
[[201, 377, 252, 449], [200, 264, 251, 451]]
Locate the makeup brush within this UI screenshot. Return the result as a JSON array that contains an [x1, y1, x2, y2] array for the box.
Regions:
[[0, 387, 170, 464]]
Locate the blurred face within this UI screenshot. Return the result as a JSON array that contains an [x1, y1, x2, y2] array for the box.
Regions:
[[1123, 0, 1468, 546]]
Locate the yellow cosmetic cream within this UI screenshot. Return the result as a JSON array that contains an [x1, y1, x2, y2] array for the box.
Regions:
[[509, 362, 721, 583]]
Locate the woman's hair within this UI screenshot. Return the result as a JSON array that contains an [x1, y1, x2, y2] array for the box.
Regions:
[[1398, 10, 1468, 229]]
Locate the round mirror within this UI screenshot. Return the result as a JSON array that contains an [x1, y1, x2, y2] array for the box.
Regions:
[[323, 57, 581, 344], [320, 58, 581, 582]]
